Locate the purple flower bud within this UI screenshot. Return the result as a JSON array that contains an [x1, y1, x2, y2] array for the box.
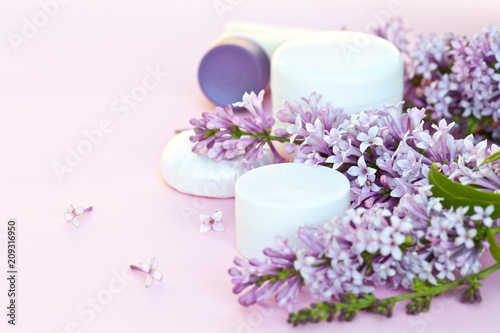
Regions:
[[275, 128, 289, 137]]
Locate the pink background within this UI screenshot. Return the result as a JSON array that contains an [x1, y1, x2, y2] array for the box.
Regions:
[[1, 0, 500, 332]]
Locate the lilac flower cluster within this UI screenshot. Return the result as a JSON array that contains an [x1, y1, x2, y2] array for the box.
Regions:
[[277, 93, 500, 210], [404, 32, 457, 111], [404, 27, 500, 140], [396, 189, 493, 282], [298, 186, 496, 294], [187, 17, 500, 320], [229, 238, 302, 312], [371, 17, 409, 56], [228, 91, 500, 312], [189, 91, 285, 167], [229, 186, 499, 311]]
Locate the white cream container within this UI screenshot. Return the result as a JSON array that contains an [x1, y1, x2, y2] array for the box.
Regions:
[[271, 30, 404, 116], [235, 163, 350, 259]]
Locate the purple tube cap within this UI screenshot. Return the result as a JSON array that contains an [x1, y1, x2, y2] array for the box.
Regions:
[[198, 37, 270, 107]]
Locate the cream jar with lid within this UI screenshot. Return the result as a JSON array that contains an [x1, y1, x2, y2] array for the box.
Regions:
[[271, 30, 404, 116]]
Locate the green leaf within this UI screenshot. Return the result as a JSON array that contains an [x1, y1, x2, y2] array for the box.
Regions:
[[428, 164, 500, 219], [479, 151, 500, 168], [487, 227, 500, 263]]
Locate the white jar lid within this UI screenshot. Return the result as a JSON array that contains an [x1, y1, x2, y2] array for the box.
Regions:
[[271, 31, 403, 115]]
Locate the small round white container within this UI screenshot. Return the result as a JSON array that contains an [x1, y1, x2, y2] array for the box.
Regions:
[[271, 30, 404, 116], [235, 163, 350, 259]]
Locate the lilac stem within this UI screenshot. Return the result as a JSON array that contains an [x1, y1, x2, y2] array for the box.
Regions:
[[130, 265, 143, 272]]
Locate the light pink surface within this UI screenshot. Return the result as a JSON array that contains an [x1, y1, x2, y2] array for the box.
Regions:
[[1, 1, 500, 332]]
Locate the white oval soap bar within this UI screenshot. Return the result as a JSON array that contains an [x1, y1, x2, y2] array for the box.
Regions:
[[271, 31, 403, 115], [235, 163, 350, 259], [161, 130, 274, 198]]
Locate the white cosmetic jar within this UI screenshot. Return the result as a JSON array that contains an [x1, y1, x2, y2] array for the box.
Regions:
[[235, 163, 350, 259], [271, 30, 404, 116]]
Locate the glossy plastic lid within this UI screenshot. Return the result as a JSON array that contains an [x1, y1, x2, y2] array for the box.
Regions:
[[198, 37, 270, 107]]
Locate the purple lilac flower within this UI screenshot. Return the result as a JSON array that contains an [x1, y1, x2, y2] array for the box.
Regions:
[[453, 28, 500, 121], [277, 93, 349, 158], [229, 238, 302, 312], [404, 32, 458, 113], [224, 19, 500, 315], [199, 211, 224, 233], [130, 258, 163, 288], [470, 205, 495, 227], [190, 90, 285, 167], [228, 93, 500, 309], [372, 16, 410, 55], [395, 186, 498, 281], [230, 186, 500, 310], [276, 93, 500, 210], [347, 156, 376, 187], [403, 26, 500, 141]]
